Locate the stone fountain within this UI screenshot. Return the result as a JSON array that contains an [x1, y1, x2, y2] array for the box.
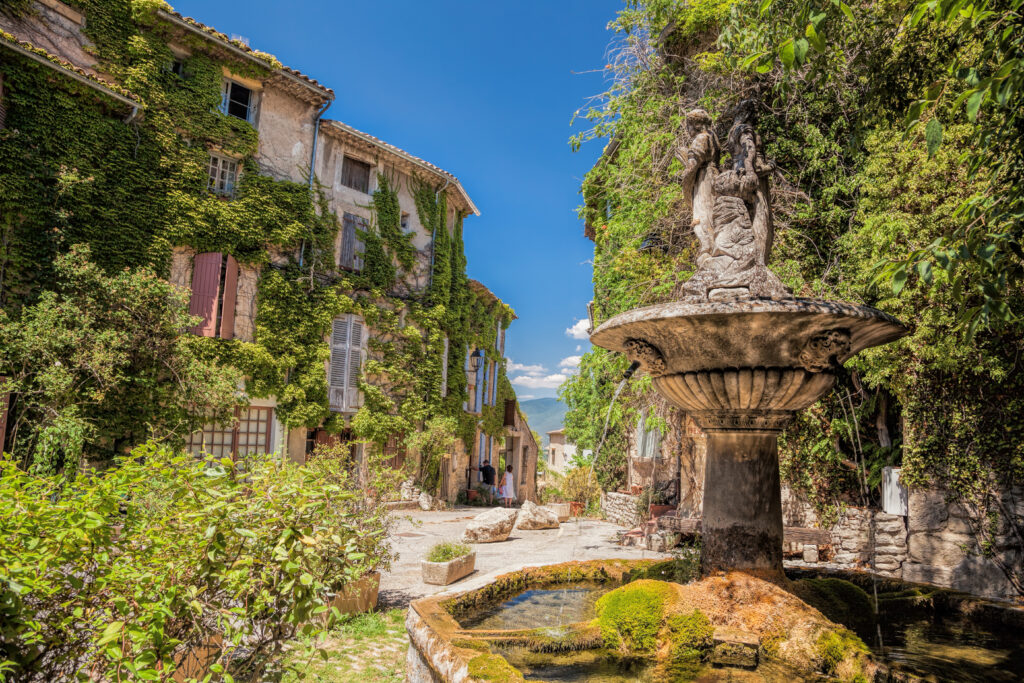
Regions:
[[590, 103, 908, 578]]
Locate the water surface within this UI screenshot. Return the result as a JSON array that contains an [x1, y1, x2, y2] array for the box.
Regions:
[[459, 585, 606, 631]]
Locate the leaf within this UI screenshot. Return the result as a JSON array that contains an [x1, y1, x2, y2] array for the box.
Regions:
[[299, 573, 314, 586], [759, 0, 773, 14], [805, 23, 825, 52], [234, 528, 256, 539], [780, 39, 795, 69], [966, 89, 984, 121], [925, 118, 943, 156], [917, 260, 933, 285], [97, 620, 124, 647], [794, 38, 809, 65], [891, 267, 908, 295], [839, 1, 855, 21]]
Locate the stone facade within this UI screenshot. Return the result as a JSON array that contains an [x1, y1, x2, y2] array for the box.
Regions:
[[781, 485, 1021, 600], [602, 491, 643, 529]]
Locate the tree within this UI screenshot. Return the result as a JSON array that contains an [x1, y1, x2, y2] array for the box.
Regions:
[[0, 245, 241, 472]]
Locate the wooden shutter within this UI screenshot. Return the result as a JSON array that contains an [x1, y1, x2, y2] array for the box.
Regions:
[[503, 399, 516, 427], [189, 252, 222, 337], [328, 315, 365, 413], [218, 255, 239, 339], [474, 352, 485, 413], [353, 215, 367, 272], [329, 316, 350, 411], [340, 214, 357, 270], [440, 336, 449, 397], [347, 318, 364, 409]]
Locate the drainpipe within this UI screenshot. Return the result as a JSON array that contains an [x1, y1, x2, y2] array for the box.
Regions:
[[299, 97, 334, 267], [427, 178, 451, 289], [124, 104, 141, 124]]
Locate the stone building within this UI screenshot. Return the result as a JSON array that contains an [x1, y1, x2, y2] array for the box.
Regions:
[[546, 428, 575, 476], [0, 1, 536, 503]]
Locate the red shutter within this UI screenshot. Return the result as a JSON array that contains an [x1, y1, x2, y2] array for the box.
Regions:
[[219, 255, 239, 339], [189, 252, 223, 337]]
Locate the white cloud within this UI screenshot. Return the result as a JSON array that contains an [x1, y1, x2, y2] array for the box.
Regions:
[[518, 394, 536, 400], [508, 360, 546, 375], [566, 319, 590, 340], [576, 345, 582, 352], [559, 355, 582, 369], [511, 373, 570, 390]]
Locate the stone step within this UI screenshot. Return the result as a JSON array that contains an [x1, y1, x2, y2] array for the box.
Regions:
[[711, 626, 759, 669]]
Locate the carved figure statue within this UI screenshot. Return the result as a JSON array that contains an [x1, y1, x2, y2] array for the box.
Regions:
[[680, 101, 791, 302], [678, 109, 719, 267]]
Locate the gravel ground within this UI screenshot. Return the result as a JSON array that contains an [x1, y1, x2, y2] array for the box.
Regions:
[[378, 507, 671, 607]]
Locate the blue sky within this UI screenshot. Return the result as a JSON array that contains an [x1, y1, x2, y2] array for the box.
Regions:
[[171, 0, 621, 399]]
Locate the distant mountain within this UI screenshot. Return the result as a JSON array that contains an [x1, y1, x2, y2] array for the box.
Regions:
[[518, 398, 568, 447]]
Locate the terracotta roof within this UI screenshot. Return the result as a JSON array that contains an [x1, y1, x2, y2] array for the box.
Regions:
[[323, 119, 479, 216], [156, 10, 333, 101], [0, 29, 140, 107]]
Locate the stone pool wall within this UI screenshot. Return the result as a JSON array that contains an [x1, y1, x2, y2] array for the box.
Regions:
[[601, 491, 642, 528], [782, 485, 1023, 600]]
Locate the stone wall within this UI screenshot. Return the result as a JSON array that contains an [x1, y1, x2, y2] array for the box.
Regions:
[[782, 485, 1022, 599], [602, 491, 642, 529]]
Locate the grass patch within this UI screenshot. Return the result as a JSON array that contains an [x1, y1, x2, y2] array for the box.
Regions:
[[426, 541, 472, 563], [281, 609, 408, 682]]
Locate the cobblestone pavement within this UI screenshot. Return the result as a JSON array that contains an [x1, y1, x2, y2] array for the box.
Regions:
[[378, 507, 670, 607]]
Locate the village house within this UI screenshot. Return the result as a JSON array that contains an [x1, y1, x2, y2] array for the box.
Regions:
[[545, 428, 575, 476], [0, 0, 538, 504]]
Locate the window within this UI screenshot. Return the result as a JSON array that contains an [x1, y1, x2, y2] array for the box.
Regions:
[[635, 409, 662, 460], [188, 252, 238, 339], [187, 406, 274, 458], [207, 154, 238, 196], [400, 212, 411, 233], [220, 79, 255, 122], [521, 446, 528, 485], [328, 314, 366, 413], [167, 59, 186, 77], [340, 156, 371, 193], [339, 212, 367, 271]]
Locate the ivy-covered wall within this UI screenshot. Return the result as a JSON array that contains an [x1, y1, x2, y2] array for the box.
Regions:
[[563, 0, 1023, 545], [0, 0, 521, 483]]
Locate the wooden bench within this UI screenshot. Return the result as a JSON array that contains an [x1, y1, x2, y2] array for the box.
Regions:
[[657, 516, 832, 545]]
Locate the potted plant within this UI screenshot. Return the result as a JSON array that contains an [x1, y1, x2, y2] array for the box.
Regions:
[[466, 488, 479, 502], [421, 541, 476, 585]]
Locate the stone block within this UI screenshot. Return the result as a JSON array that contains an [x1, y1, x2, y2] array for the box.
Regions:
[[515, 501, 560, 530], [543, 503, 571, 522], [462, 507, 518, 543], [907, 530, 971, 566], [421, 552, 476, 586], [873, 544, 908, 556], [908, 489, 950, 532], [711, 627, 758, 669], [802, 544, 819, 563]]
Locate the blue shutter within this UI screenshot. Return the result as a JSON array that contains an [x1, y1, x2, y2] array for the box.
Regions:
[[474, 352, 485, 412]]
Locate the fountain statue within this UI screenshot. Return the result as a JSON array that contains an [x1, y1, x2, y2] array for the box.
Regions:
[[590, 102, 908, 578]]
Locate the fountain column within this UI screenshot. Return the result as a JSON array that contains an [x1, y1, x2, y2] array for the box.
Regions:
[[697, 423, 787, 577]]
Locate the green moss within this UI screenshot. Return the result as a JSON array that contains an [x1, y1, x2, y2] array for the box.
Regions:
[[814, 628, 869, 678], [466, 653, 525, 682], [451, 638, 491, 653], [594, 579, 677, 656], [661, 609, 713, 679], [792, 578, 875, 634]]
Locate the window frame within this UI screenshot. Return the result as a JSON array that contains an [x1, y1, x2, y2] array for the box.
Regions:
[[340, 155, 373, 194], [207, 153, 240, 197], [187, 405, 274, 459], [220, 78, 257, 123]]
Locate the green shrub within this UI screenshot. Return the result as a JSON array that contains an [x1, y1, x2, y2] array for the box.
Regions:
[[0, 443, 397, 681], [594, 580, 676, 656], [426, 541, 472, 563], [562, 465, 602, 508]]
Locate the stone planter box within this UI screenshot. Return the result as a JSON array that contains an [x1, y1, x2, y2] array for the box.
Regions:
[[421, 551, 476, 586], [544, 503, 570, 522], [320, 571, 380, 623]]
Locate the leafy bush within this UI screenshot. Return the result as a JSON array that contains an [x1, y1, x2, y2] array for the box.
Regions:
[[562, 466, 602, 508], [0, 442, 397, 682], [426, 541, 472, 563], [538, 484, 564, 504]]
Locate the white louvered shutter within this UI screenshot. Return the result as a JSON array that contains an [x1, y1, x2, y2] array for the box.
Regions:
[[348, 318, 365, 409], [636, 409, 647, 459]]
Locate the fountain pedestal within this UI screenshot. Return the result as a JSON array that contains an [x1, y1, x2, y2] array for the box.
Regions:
[[590, 299, 907, 578]]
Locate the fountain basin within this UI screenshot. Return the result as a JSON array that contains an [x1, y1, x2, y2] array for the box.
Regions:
[[589, 298, 908, 376]]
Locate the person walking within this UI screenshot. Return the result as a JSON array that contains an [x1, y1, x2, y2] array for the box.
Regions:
[[479, 459, 497, 504], [499, 465, 515, 507]]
